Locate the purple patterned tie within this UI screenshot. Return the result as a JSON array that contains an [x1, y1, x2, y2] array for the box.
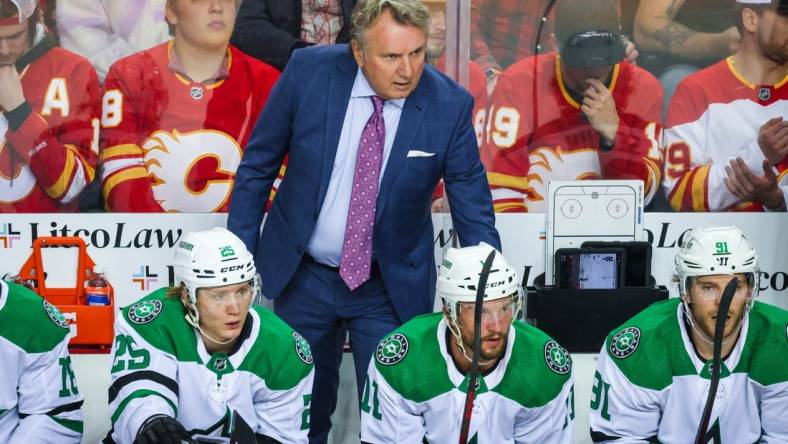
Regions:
[[340, 96, 385, 290]]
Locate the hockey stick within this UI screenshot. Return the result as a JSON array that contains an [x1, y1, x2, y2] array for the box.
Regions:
[[693, 277, 738, 444], [458, 249, 497, 444]]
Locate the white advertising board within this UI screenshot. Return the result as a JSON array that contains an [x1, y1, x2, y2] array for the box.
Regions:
[[0, 212, 785, 310]]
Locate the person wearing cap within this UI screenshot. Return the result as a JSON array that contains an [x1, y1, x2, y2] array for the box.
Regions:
[[360, 243, 574, 443], [662, 0, 788, 212], [481, 0, 664, 213], [0, 0, 101, 212], [588, 225, 788, 442], [106, 227, 314, 444]]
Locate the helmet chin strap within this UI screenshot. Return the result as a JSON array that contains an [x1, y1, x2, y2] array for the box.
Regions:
[[682, 302, 746, 347], [447, 318, 496, 367], [184, 312, 235, 346]]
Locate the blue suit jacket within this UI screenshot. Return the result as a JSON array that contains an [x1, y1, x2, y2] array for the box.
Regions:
[[228, 44, 500, 322]]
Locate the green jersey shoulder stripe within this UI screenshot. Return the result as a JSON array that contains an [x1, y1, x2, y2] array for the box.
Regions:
[[493, 320, 573, 409], [374, 313, 454, 403], [0, 281, 70, 353], [732, 301, 788, 386], [605, 298, 696, 391], [120, 288, 200, 362], [237, 306, 314, 391]]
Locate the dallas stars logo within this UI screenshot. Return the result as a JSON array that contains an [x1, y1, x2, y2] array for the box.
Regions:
[[43, 300, 69, 329], [293, 332, 313, 364], [375, 333, 409, 365], [128, 300, 163, 324], [544, 340, 571, 374], [610, 327, 641, 359]]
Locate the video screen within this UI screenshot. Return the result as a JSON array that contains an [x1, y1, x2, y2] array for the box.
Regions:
[[557, 252, 619, 289]]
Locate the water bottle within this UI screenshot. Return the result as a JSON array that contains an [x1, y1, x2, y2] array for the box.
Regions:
[[86, 266, 110, 306]]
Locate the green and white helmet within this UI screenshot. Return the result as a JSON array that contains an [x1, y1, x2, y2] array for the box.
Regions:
[[438, 242, 522, 321], [675, 225, 760, 302], [173, 227, 259, 314]]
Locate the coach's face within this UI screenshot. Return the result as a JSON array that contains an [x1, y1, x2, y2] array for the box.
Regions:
[[166, 0, 236, 52], [352, 8, 427, 100]]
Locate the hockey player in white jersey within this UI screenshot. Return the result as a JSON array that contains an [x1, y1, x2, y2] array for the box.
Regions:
[[0, 279, 83, 443], [106, 227, 314, 444], [589, 225, 788, 442], [360, 243, 574, 444]]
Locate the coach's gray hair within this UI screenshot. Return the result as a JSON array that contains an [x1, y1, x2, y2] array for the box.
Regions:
[[351, 0, 430, 49]]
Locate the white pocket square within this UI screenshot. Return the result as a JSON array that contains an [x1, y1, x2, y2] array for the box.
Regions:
[[407, 150, 436, 158]]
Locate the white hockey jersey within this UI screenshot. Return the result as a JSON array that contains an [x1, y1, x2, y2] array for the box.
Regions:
[[589, 298, 788, 443], [0, 280, 83, 443], [360, 313, 574, 444], [663, 57, 788, 211], [107, 289, 314, 443]]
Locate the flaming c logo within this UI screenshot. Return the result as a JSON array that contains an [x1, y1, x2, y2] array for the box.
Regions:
[[142, 129, 242, 212], [526, 146, 601, 212]]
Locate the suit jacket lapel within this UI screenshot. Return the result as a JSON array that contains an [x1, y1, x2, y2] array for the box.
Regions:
[[318, 50, 357, 204], [376, 76, 429, 221]]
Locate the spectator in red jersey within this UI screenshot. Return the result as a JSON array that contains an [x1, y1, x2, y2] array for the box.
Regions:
[[482, 0, 664, 213], [55, 0, 170, 81], [0, 0, 101, 213], [99, 0, 280, 213], [662, 0, 788, 212], [231, 0, 358, 71]]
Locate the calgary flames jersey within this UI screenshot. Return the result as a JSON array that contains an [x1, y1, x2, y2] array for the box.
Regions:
[[482, 53, 663, 212], [100, 41, 279, 212], [663, 58, 788, 212], [0, 38, 100, 212]]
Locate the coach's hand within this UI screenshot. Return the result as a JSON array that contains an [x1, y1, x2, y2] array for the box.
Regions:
[[0, 65, 25, 112], [757, 117, 788, 166], [724, 158, 785, 211], [134, 414, 192, 444], [582, 79, 620, 145]]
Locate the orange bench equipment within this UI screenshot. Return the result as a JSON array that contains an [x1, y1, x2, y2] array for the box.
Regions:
[[16, 236, 115, 353]]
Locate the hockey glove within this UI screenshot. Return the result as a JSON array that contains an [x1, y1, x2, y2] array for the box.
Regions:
[[134, 414, 191, 444]]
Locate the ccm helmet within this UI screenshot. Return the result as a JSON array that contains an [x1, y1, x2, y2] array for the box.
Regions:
[[438, 242, 522, 324], [173, 227, 258, 323]]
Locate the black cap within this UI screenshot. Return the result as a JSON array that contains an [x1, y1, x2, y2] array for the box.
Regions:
[[554, 0, 627, 68]]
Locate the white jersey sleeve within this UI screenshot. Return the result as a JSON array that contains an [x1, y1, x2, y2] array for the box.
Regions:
[[588, 346, 664, 443], [251, 364, 313, 443], [761, 379, 788, 442], [11, 338, 83, 443], [514, 380, 574, 444], [360, 360, 425, 444], [108, 315, 178, 444]]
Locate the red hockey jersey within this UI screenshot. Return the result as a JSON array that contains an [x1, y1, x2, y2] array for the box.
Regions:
[[0, 40, 100, 212], [482, 53, 663, 212], [100, 41, 279, 212], [663, 58, 788, 212]]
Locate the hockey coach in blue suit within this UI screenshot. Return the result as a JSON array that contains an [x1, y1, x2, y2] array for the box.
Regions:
[[228, 0, 499, 442]]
